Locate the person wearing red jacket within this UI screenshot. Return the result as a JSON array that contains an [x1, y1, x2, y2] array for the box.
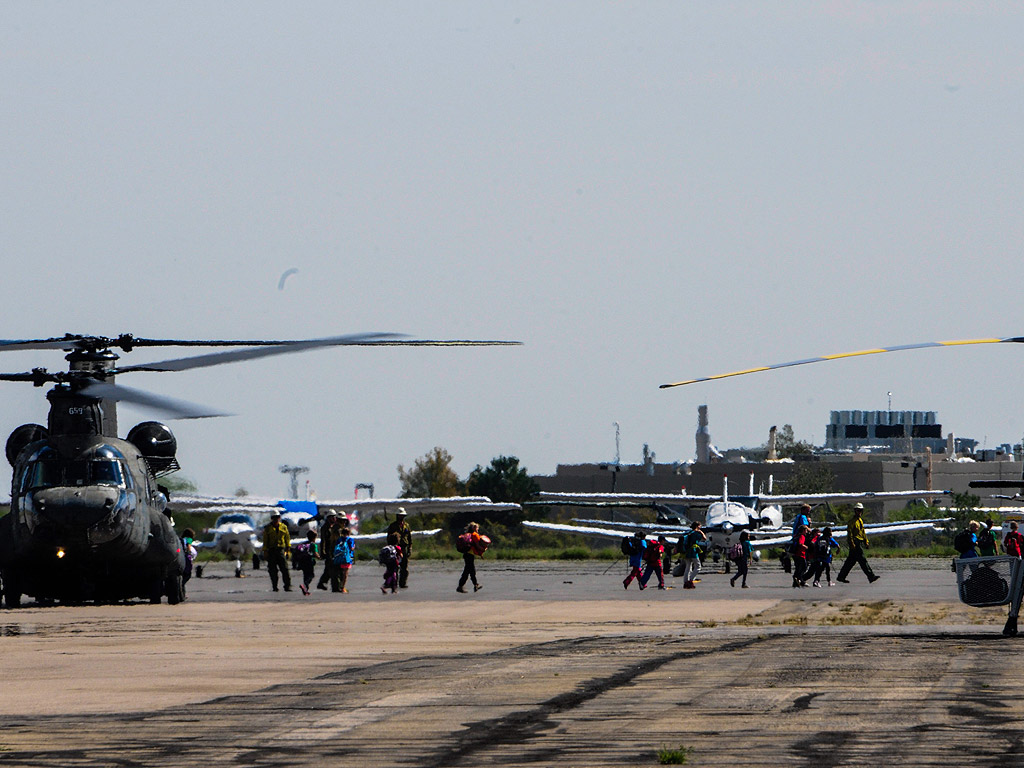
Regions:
[[639, 537, 666, 590], [457, 522, 486, 593], [791, 526, 810, 588], [1004, 521, 1024, 558]]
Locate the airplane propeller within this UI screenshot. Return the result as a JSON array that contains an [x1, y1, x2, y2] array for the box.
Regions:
[[660, 337, 1024, 389]]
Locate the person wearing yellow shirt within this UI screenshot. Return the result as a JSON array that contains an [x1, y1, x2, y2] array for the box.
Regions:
[[262, 511, 293, 593], [836, 503, 879, 584]]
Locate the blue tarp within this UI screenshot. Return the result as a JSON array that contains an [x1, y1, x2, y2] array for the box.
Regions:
[[277, 500, 319, 515]]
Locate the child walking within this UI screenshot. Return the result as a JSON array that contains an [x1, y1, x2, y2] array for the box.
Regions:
[[294, 530, 319, 596], [380, 532, 401, 594]]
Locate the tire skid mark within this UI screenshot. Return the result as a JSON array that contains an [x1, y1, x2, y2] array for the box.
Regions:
[[419, 635, 770, 768]]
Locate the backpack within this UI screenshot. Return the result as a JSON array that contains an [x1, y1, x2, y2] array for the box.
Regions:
[[332, 538, 353, 566], [953, 529, 973, 555], [621, 536, 640, 557], [294, 541, 315, 567], [816, 536, 831, 558], [456, 533, 474, 554], [727, 542, 743, 560], [643, 541, 663, 563], [378, 544, 398, 566], [977, 528, 995, 551], [1006, 532, 1023, 558]]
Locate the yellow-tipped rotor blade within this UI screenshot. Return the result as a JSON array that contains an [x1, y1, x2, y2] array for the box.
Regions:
[[659, 337, 1021, 390]]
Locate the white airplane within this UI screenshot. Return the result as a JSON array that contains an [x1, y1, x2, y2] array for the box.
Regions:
[[525, 479, 952, 569], [194, 512, 262, 578]]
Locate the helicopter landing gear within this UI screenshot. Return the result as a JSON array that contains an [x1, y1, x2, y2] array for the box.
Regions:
[[1, 570, 22, 609], [165, 574, 184, 605]]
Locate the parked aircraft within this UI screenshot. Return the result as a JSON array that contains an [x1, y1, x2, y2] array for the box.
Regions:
[[525, 484, 951, 568], [194, 512, 261, 577]]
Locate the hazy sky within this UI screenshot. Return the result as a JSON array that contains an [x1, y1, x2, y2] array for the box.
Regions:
[[2, 3, 1023, 498]]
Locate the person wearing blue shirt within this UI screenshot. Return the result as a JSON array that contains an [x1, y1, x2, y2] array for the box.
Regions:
[[681, 521, 707, 589], [792, 504, 811, 535], [623, 531, 648, 590]]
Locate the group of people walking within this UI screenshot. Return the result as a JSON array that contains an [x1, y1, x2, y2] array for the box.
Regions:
[[623, 502, 887, 591], [955, 517, 1023, 558], [256, 509, 487, 595]]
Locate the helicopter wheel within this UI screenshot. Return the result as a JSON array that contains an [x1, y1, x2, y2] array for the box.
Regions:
[[2, 571, 22, 609], [165, 574, 184, 605]]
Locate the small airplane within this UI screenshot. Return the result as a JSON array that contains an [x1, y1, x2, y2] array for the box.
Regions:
[[194, 512, 262, 578], [525, 479, 951, 569]]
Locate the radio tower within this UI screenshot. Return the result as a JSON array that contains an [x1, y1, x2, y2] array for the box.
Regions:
[[279, 465, 309, 499]]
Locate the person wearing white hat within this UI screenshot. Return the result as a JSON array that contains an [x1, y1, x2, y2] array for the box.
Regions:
[[386, 508, 413, 588], [836, 503, 879, 584]]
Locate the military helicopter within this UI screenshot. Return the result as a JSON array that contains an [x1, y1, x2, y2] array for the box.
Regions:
[[0, 332, 518, 607]]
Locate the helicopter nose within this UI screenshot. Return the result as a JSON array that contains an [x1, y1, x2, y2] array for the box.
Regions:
[[33, 487, 121, 528]]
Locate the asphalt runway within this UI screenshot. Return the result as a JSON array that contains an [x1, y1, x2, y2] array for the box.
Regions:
[[1, 559, 1020, 767]]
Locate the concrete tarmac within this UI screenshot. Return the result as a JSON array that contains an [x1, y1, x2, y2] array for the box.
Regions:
[[0, 558, 1019, 767]]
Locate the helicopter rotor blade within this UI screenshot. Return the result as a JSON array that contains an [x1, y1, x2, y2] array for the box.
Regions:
[[79, 380, 230, 420], [112, 332, 405, 373], [0, 337, 91, 352], [659, 337, 1024, 389], [112, 333, 521, 374]]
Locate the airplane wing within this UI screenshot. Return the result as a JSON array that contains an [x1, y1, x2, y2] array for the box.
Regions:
[[352, 528, 443, 542], [172, 494, 521, 515], [743, 521, 943, 548], [570, 517, 691, 532], [535, 492, 720, 505], [523, 520, 681, 544], [764, 490, 952, 505]]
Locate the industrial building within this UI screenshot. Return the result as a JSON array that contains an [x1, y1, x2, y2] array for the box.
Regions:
[[532, 405, 1021, 513]]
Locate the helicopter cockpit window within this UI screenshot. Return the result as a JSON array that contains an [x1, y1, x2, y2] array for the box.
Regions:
[[90, 460, 125, 487], [21, 459, 127, 490], [23, 461, 62, 492]]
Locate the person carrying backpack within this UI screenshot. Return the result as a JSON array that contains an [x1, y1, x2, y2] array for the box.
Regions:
[[639, 535, 666, 590], [729, 530, 752, 588], [954, 521, 980, 559], [622, 530, 647, 590], [791, 526, 810, 588], [978, 519, 999, 557], [332, 526, 355, 593], [379, 533, 401, 594], [294, 530, 319, 596], [456, 522, 487, 593], [681, 522, 707, 590], [1004, 521, 1023, 558], [810, 526, 840, 587]]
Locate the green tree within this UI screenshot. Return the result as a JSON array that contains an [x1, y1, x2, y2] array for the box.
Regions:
[[774, 463, 835, 495], [949, 491, 981, 531], [160, 474, 198, 494], [397, 447, 461, 498], [465, 456, 539, 504], [774, 424, 817, 458]]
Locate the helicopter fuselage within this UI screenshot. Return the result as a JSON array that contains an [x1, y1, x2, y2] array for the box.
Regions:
[[0, 387, 186, 606]]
